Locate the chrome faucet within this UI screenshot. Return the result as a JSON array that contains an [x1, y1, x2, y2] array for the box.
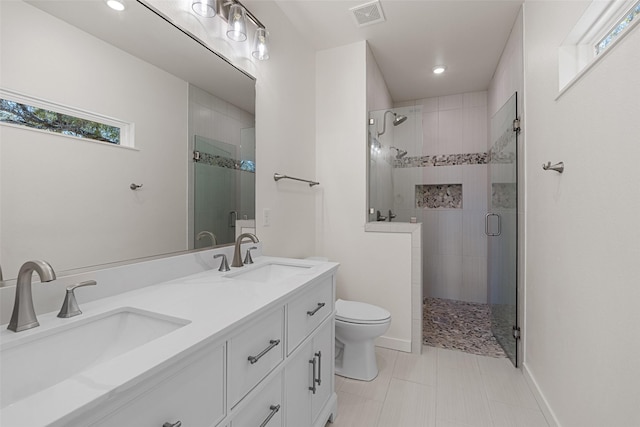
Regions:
[[231, 233, 259, 267], [7, 260, 56, 332], [196, 230, 217, 247]]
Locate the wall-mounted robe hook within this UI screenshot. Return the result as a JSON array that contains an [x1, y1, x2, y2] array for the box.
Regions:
[[542, 161, 564, 173], [130, 183, 143, 190]]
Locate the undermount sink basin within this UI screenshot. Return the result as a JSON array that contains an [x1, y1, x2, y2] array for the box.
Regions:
[[226, 262, 312, 283], [0, 307, 189, 408]]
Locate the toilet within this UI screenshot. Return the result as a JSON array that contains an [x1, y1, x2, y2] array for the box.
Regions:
[[334, 299, 391, 381]]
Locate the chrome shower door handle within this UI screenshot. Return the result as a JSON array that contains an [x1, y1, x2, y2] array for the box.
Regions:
[[229, 210, 238, 228], [485, 213, 501, 237]]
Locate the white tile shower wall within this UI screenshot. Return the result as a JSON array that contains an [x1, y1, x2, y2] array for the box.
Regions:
[[395, 91, 488, 304]]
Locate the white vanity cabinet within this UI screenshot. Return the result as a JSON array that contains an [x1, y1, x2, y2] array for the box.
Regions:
[[21, 261, 338, 427], [89, 344, 225, 427]]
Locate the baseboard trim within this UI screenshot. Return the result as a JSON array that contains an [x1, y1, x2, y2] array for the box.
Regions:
[[375, 335, 411, 352], [522, 362, 561, 427]]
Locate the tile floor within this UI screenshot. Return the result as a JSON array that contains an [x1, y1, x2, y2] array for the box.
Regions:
[[326, 346, 548, 427], [423, 298, 506, 358]]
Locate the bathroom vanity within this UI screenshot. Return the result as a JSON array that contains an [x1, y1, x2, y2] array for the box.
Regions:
[[0, 256, 338, 427]]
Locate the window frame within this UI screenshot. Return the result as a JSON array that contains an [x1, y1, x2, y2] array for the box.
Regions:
[[0, 88, 134, 148], [558, 0, 640, 97]]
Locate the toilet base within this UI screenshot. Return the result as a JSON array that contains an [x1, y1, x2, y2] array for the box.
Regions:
[[335, 338, 379, 381]]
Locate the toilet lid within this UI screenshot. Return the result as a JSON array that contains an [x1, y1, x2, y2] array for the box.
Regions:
[[335, 299, 391, 323]]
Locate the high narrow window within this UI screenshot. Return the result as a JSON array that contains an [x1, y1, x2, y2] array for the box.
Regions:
[[0, 89, 132, 147], [596, 0, 640, 54], [559, 0, 640, 94]]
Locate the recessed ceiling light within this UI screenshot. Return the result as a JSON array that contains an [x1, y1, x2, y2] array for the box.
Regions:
[[106, 0, 125, 11], [432, 65, 447, 74]]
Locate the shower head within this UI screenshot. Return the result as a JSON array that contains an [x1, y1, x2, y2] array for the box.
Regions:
[[391, 147, 408, 159], [377, 110, 408, 136], [393, 114, 407, 126]]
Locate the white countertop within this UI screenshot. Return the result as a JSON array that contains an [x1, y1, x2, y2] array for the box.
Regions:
[[0, 256, 339, 427]]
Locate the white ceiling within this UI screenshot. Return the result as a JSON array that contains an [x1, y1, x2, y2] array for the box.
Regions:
[[271, 0, 523, 102]]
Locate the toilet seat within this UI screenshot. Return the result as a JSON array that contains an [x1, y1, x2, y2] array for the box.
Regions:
[[335, 299, 391, 325]]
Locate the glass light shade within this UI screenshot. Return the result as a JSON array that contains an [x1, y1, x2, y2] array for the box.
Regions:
[[226, 4, 247, 42], [251, 28, 270, 60], [192, 0, 216, 18]]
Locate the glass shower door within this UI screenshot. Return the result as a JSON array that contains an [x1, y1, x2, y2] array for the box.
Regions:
[[193, 136, 239, 247], [487, 92, 519, 366]]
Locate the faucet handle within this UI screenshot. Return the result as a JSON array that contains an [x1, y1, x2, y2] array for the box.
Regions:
[[244, 246, 257, 265], [57, 280, 97, 318], [214, 254, 230, 272]]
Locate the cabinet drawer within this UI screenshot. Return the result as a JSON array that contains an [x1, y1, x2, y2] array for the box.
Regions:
[[231, 373, 283, 427], [228, 308, 284, 408], [91, 344, 225, 427], [287, 277, 334, 354]]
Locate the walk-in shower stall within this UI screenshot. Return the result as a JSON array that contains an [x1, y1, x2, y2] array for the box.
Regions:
[[367, 92, 519, 366]]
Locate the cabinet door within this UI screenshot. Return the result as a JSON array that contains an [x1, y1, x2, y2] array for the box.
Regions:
[[91, 344, 225, 427], [311, 319, 334, 423], [285, 317, 335, 427], [284, 340, 312, 426]]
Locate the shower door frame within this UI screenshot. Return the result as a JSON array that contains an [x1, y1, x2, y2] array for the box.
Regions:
[[487, 92, 520, 367]]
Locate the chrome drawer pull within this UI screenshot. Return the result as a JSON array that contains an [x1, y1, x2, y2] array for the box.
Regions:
[[248, 339, 280, 364], [259, 404, 280, 427], [315, 351, 322, 386], [308, 357, 317, 394], [306, 302, 325, 316], [162, 422, 182, 427]]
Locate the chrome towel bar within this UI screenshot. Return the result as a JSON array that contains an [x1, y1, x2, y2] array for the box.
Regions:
[[273, 173, 319, 187]]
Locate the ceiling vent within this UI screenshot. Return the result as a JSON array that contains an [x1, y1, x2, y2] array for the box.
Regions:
[[349, 0, 386, 27]]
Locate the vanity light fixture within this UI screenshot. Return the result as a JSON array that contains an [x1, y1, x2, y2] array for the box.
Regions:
[[191, 0, 270, 60], [192, 0, 217, 18], [432, 65, 447, 74], [106, 0, 126, 11]]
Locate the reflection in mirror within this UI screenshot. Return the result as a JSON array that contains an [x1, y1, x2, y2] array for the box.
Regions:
[[0, 0, 255, 282]]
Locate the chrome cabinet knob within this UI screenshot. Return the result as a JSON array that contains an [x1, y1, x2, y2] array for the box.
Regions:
[[162, 421, 182, 427]]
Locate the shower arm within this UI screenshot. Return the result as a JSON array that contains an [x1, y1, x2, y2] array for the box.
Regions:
[[377, 110, 394, 137]]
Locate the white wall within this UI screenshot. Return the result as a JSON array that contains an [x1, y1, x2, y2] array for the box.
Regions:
[[316, 42, 413, 351], [243, 2, 317, 258], [523, 2, 640, 425], [0, 1, 189, 278]]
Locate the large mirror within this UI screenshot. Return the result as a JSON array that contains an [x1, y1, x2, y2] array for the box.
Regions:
[[0, 0, 256, 282]]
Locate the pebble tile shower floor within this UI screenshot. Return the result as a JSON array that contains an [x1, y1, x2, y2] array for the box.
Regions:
[[423, 297, 506, 358]]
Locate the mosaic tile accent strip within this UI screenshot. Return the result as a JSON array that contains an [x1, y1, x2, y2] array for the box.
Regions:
[[423, 297, 506, 358], [489, 127, 516, 164], [491, 183, 516, 209], [416, 184, 462, 209], [394, 152, 487, 168], [195, 151, 255, 173]]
